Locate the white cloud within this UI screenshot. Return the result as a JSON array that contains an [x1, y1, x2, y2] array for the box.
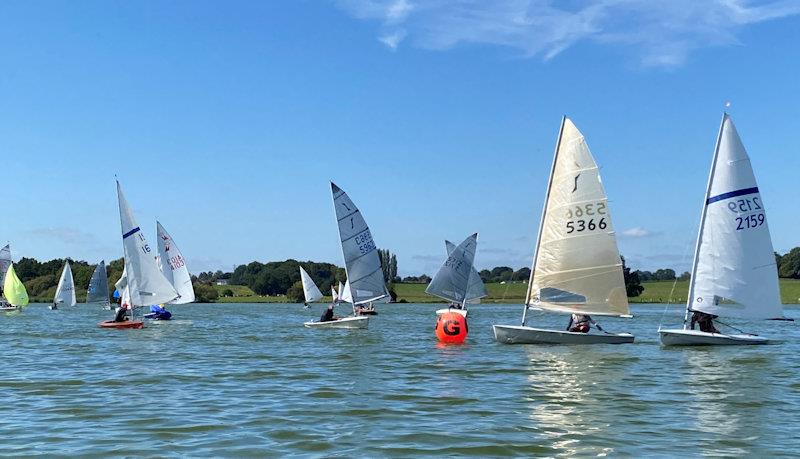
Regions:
[[622, 226, 654, 238], [336, 0, 800, 66]]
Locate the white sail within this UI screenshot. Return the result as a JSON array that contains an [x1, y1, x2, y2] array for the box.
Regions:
[[688, 114, 781, 320], [445, 239, 486, 303], [117, 181, 178, 307], [427, 233, 480, 303], [53, 262, 77, 307], [338, 281, 344, 300], [528, 118, 629, 317], [115, 265, 127, 293], [331, 285, 339, 302], [0, 244, 10, 287], [340, 279, 354, 303], [157, 221, 195, 304], [331, 183, 389, 305], [299, 266, 323, 303], [86, 261, 110, 304]]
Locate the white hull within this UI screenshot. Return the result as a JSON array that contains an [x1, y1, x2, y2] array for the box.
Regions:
[[436, 308, 467, 317], [304, 316, 369, 329], [659, 328, 770, 346], [493, 325, 634, 345], [0, 306, 19, 312]]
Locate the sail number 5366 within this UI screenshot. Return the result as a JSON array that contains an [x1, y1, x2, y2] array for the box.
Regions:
[[565, 203, 607, 234]]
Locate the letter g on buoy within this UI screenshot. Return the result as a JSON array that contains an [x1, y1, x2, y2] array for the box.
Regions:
[[435, 311, 468, 344]]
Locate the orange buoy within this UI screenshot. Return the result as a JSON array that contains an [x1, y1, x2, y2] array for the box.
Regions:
[[435, 312, 468, 344]]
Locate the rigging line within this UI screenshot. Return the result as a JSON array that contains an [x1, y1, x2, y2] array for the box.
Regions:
[[713, 318, 753, 335]]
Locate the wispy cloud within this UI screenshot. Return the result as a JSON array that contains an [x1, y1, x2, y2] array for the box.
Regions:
[[621, 226, 657, 238], [336, 0, 800, 66], [26, 227, 96, 245]]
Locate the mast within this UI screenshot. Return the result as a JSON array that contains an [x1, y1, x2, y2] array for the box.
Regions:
[[522, 116, 566, 326], [683, 113, 727, 329]]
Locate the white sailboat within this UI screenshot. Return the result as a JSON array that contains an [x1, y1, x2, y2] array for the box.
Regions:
[[50, 261, 76, 310], [427, 233, 487, 317], [87, 261, 112, 310], [304, 182, 389, 329], [156, 221, 195, 304], [99, 181, 179, 329], [299, 266, 324, 306], [493, 117, 634, 345], [660, 114, 781, 345], [0, 244, 12, 309]]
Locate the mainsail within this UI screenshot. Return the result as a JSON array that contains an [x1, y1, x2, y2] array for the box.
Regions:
[[299, 266, 323, 303], [427, 234, 482, 303], [87, 261, 110, 304], [157, 221, 195, 304], [331, 183, 388, 305], [687, 114, 781, 320], [445, 239, 486, 303], [54, 262, 77, 307], [3, 264, 28, 307], [527, 117, 629, 317], [0, 244, 11, 286], [117, 181, 178, 307]]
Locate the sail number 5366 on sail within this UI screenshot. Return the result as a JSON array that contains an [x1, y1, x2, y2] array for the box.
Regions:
[[565, 203, 607, 234]]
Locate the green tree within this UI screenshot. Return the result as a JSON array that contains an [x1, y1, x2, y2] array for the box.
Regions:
[[621, 256, 644, 297], [286, 280, 305, 303], [193, 283, 219, 302]]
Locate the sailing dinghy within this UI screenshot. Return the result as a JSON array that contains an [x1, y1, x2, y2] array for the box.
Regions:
[[0, 244, 14, 310], [99, 181, 179, 329], [87, 261, 112, 310], [50, 261, 77, 310], [427, 234, 487, 317], [156, 221, 195, 304], [493, 117, 634, 345], [299, 266, 323, 308], [2, 263, 28, 311], [304, 183, 389, 329], [659, 114, 781, 346]]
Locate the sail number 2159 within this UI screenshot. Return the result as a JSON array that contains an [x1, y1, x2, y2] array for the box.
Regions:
[[565, 202, 607, 234]]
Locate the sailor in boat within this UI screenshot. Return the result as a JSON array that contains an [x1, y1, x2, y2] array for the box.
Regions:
[[148, 304, 172, 320], [113, 305, 129, 322], [51, 301, 59, 310], [320, 304, 336, 322], [690, 311, 720, 334], [567, 314, 597, 333]]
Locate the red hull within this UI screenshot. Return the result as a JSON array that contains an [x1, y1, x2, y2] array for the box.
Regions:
[[98, 320, 144, 329]]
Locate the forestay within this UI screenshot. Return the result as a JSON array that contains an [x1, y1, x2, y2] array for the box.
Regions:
[[689, 114, 781, 320], [0, 244, 11, 286], [528, 118, 629, 317], [331, 183, 388, 305], [445, 239, 486, 303], [117, 181, 178, 307], [87, 261, 110, 304], [54, 262, 77, 307], [427, 234, 481, 304], [299, 266, 323, 303], [157, 221, 195, 304]]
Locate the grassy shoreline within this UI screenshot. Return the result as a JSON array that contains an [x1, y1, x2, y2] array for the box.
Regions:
[[213, 279, 800, 304]]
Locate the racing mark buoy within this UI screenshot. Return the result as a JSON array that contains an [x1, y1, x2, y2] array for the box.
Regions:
[[435, 312, 468, 344]]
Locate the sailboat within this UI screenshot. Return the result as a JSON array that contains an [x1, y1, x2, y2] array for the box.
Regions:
[[304, 182, 389, 329], [87, 261, 112, 310], [0, 244, 12, 309], [299, 266, 323, 307], [493, 117, 634, 345], [156, 221, 195, 304], [50, 261, 77, 310], [659, 114, 782, 345], [99, 181, 179, 329], [427, 233, 487, 317], [2, 264, 29, 311]]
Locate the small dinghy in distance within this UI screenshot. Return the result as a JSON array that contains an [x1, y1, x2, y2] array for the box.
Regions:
[[493, 117, 634, 345], [99, 181, 179, 329], [304, 183, 389, 329], [659, 114, 782, 346], [428, 235, 487, 318], [87, 261, 112, 310], [2, 263, 29, 312], [156, 221, 195, 311], [50, 261, 77, 310]]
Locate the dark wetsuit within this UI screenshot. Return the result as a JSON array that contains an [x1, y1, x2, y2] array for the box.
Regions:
[[320, 308, 335, 322], [691, 311, 719, 333], [114, 307, 128, 322]]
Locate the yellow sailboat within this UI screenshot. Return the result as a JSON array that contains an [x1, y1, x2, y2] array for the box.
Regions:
[[2, 264, 29, 311]]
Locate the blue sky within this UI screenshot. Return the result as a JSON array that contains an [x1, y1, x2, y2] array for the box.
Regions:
[[1, 0, 799, 276]]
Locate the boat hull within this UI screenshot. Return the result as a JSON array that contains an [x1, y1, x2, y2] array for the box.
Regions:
[[493, 325, 634, 345], [659, 328, 770, 346], [304, 316, 369, 329], [436, 308, 467, 318], [98, 320, 144, 329], [0, 306, 19, 312]]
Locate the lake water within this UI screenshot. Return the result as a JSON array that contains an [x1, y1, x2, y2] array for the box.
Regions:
[[1, 302, 798, 457]]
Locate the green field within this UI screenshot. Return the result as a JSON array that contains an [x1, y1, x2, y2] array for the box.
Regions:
[[214, 279, 800, 304]]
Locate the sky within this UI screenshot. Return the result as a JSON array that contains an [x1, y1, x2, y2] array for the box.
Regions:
[[1, 0, 799, 277]]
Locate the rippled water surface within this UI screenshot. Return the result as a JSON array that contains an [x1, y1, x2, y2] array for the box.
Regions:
[[1, 303, 798, 457]]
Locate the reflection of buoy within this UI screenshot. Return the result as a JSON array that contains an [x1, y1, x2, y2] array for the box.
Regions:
[[435, 311, 468, 344]]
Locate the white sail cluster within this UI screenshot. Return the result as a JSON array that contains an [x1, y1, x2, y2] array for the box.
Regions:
[[427, 233, 486, 304], [54, 262, 77, 307]]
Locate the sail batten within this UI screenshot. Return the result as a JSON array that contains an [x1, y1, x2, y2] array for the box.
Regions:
[[687, 114, 781, 320], [527, 118, 630, 317]]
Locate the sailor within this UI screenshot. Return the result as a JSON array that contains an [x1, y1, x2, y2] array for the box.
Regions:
[[567, 314, 592, 333], [113, 305, 128, 322], [320, 304, 335, 322], [691, 311, 720, 334]]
